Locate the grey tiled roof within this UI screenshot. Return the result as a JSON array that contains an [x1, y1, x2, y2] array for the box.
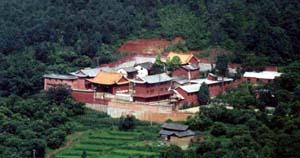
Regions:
[[199, 63, 215, 72], [175, 130, 195, 137], [173, 77, 189, 85], [161, 123, 189, 131], [135, 62, 153, 70], [70, 67, 102, 77], [141, 73, 172, 84], [159, 129, 195, 138], [81, 67, 102, 77], [120, 67, 137, 73], [43, 74, 78, 80], [178, 84, 201, 93]]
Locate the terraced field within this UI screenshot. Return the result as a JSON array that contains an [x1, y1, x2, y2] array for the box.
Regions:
[[54, 129, 163, 158]]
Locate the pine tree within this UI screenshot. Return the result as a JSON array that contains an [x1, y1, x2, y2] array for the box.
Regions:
[[215, 55, 228, 93], [198, 82, 210, 105]]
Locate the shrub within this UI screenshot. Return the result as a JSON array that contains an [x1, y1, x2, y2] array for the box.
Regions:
[[211, 123, 227, 137], [63, 99, 85, 116], [46, 85, 71, 103], [226, 126, 250, 138], [119, 115, 136, 131], [81, 150, 87, 158], [196, 141, 215, 155], [186, 113, 212, 131], [138, 132, 155, 141], [47, 130, 66, 149], [198, 82, 210, 105], [160, 145, 184, 158]]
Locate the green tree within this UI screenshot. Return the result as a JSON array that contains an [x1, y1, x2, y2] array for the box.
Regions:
[[118, 115, 136, 131], [166, 56, 181, 71], [46, 129, 66, 149], [152, 54, 165, 74], [46, 85, 72, 103], [241, 54, 268, 72], [211, 123, 227, 137], [215, 55, 228, 93], [198, 82, 210, 105], [186, 111, 212, 131], [160, 145, 184, 158]]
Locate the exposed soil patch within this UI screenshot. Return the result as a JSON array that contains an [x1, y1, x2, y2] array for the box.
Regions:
[[118, 37, 183, 55]]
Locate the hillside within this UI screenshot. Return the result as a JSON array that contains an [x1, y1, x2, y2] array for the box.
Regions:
[[1, 0, 299, 97], [0, 0, 300, 158]]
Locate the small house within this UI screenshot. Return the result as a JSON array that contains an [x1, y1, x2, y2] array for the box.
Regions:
[[190, 73, 233, 97], [159, 123, 195, 146], [167, 52, 200, 80], [172, 64, 200, 80], [133, 73, 173, 102], [174, 73, 234, 106], [167, 52, 199, 65], [175, 84, 201, 106], [243, 71, 282, 84]]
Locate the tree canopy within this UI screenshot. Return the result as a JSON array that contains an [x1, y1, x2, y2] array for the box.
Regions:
[[198, 82, 210, 105], [0, 1, 300, 157]]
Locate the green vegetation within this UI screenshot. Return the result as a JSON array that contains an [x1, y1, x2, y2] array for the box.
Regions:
[[165, 56, 181, 71], [216, 83, 257, 109], [52, 124, 162, 158], [43, 106, 163, 158], [118, 115, 136, 131], [215, 55, 229, 77], [0, 86, 85, 158], [180, 61, 300, 158], [153, 54, 182, 72], [0, 0, 299, 97], [198, 83, 210, 105], [164, 42, 189, 53], [1, 0, 300, 158]]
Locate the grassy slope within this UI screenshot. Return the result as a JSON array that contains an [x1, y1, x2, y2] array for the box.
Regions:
[[47, 109, 163, 158]]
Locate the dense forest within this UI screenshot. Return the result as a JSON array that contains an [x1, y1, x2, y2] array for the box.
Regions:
[[1, 0, 300, 97], [0, 86, 85, 157], [0, 0, 300, 157]]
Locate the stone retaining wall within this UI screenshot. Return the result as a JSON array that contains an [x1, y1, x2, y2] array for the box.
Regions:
[[86, 100, 192, 123]]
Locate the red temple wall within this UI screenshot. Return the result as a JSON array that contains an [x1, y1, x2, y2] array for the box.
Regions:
[[112, 84, 129, 94], [189, 57, 199, 65], [190, 70, 200, 79], [172, 68, 199, 80], [134, 82, 172, 101], [44, 78, 78, 90], [71, 90, 110, 105], [176, 87, 199, 106]]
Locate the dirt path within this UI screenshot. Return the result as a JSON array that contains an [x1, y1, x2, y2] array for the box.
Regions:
[[46, 131, 84, 158]]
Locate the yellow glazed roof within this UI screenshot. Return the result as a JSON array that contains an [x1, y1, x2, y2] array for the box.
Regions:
[[87, 72, 128, 85], [167, 52, 194, 65]]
